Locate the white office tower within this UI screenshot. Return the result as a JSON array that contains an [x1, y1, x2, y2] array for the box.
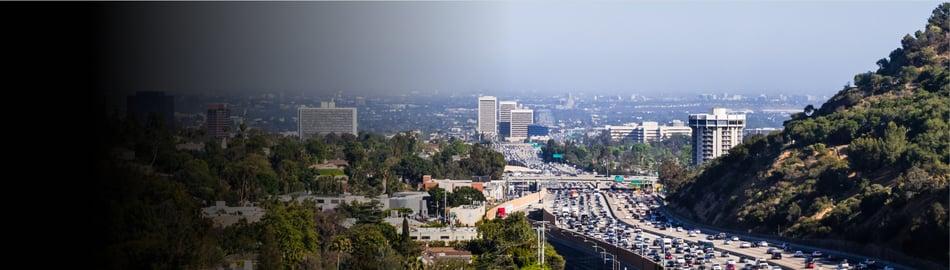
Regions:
[[477, 96, 498, 136], [689, 108, 746, 165], [298, 101, 357, 139], [498, 101, 518, 123], [509, 108, 534, 141]]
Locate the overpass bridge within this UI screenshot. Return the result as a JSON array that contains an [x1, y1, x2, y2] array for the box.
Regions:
[[503, 174, 660, 191]]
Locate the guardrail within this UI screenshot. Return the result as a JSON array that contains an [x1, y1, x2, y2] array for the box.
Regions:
[[659, 205, 934, 270], [538, 209, 664, 270]]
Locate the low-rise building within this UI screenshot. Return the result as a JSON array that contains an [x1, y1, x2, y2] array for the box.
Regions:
[[389, 191, 430, 218], [449, 204, 485, 226], [201, 201, 265, 228], [420, 176, 485, 193], [605, 120, 691, 143], [279, 192, 390, 212], [409, 227, 478, 242], [482, 180, 507, 202], [422, 247, 473, 265]]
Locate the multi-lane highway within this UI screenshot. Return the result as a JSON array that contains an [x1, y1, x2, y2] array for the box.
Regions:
[[546, 184, 758, 270], [542, 184, 897, 270]]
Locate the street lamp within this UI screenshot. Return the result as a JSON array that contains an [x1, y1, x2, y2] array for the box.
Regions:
[[592, 245, 619, 270]]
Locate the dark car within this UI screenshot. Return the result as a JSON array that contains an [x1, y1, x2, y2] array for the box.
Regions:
[[771, 252, 783, 260]]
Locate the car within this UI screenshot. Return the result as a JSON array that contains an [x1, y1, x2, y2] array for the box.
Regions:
[[731, 236, 740, 241], [724, 240, 733, 245], [771, 252, 782, 260], [766, 247, 776, 254], [720, 251, 729, 257], [793, 251, 804, 257], [740, 242, 752, 248], [712, 264, 723, 270], [757, 241, 769, 247], [812, 251, 824, 257]]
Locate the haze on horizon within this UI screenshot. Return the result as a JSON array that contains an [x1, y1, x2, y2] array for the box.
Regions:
[[95, 1, 938, 98]]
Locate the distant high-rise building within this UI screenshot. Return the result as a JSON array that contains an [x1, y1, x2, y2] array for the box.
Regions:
[[127, 91, 174, 128], [509, 108, 534, 140], [206, 103, 230, 139], [498, 101, 518, 123], [498, 101, 518, 137], [477, 96, 498, 136], [498, 122, 511, 138], [605, 121, 691, 143], [689, 108, 746, 165], [298, 101, 357, 139]]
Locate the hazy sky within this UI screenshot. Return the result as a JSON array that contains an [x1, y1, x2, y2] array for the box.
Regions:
[[95, 1, 939, 97]]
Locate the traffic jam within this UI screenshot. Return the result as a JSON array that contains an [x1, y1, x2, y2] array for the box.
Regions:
[[547, 183, 894, 270]]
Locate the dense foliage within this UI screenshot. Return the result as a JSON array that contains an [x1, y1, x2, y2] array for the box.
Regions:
[[467, 213, 565, 270], [95, 111, 504, 268], [670, 4, 949, 266]]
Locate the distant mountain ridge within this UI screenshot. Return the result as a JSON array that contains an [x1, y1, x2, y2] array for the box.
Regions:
[[668, 3, 949, 267]]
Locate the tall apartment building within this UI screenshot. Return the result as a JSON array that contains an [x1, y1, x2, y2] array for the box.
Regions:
[[605, 121, 691, 143], [206, 103, 230, 139], [689, 108, 746, 165], [509, 108, 534, 140], [477, 96, 498, 136], [298, 101, 357, 139]]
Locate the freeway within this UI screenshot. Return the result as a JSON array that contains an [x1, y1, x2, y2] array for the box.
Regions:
[[603, 191, 897, 270], [545, 184, 753, 270]]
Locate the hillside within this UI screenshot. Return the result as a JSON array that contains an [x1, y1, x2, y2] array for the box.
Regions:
[[668, 3, 949, 267]]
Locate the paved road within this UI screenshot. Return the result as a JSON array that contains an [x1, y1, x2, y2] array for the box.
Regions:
[[607, 193, 805, 269], [545, 188, 747, 269]]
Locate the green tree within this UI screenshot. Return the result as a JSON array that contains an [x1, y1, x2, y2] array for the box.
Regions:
[[259, 201, 321, 269], [448, 186, 486, 207]]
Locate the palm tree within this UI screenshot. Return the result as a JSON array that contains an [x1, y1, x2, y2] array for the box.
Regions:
[[330, 236, 352, 270]]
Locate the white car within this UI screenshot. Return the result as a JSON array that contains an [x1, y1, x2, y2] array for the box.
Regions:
[[731, 236, 740, 241], [757, 241, 769, 247], [740, 242, 752, 248], [688, 232, 697, 237], [724, 240, 733, 245], [712, 264, 723, 270]]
